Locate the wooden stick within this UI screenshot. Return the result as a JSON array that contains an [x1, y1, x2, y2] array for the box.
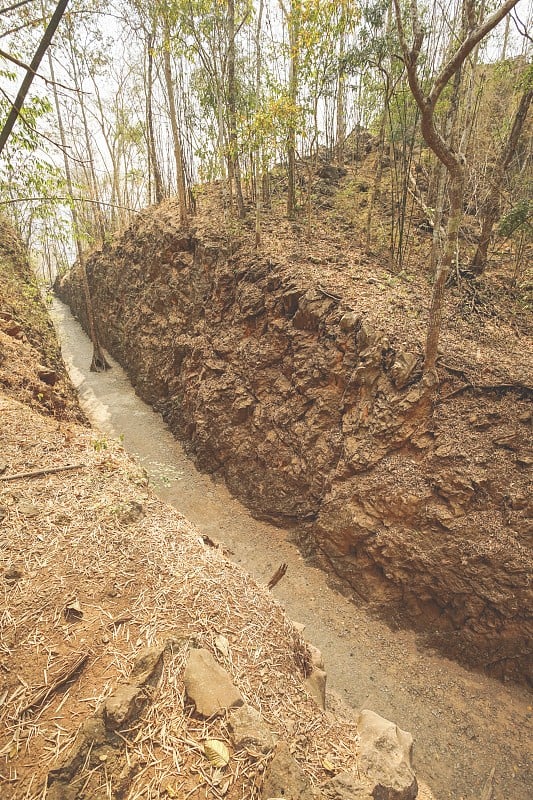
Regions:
[[0, 463, 86, 482], [18, 651, 89, 716], [480, 766, 496, 800], [267, 563, 288, 590]]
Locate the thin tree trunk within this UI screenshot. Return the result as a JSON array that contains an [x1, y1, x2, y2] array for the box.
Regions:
[[46, 48, 109, 371], [365, 104, 387, 249], [163, 19, 188, 225], [0, 0, 70, 154], [65, 23, 106, 244], [471, 88, 532, 273], [254, 0, 264, 247], [335, 28, 346, 165], [227, 0, 245, 217], [285, 0, 299, 218], [147, 23, 164, 204]]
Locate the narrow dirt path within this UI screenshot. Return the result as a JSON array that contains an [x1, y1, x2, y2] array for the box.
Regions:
[[50, 298, 532, 800]]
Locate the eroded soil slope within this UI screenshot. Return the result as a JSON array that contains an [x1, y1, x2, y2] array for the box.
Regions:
[[57, 191, 532, 684], [0, 216, 84, 423]]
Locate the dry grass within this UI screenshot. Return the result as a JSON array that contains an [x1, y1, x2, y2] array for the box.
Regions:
[[0, 396, 360, 798]]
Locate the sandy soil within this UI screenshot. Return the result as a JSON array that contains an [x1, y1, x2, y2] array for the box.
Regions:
[[50, 298, 532, 800]]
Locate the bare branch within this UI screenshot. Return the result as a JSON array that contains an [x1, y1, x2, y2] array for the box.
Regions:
[[0, 0, 36, 13], [430, 0, 519, 106]]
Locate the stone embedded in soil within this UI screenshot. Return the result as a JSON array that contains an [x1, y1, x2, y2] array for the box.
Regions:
[[17, 502, 39, 517], [4, 564, 23, 583], [104, 684, 145, 730], [321, 771, 373, 799], [304, 667, 327, 710], [37, 365, 58, 385], [308, 643, 325, 670], [260, 741, 317, 799], [390, 350, 418, 389], [183, 647, 243, 717], [48, 715, 107, 785], [357, 709, 418, 800], [130, 645, 165, 684], [228, 703, 277, 754]]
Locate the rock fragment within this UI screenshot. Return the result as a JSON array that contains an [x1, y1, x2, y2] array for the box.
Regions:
[[304, 667, 327, 710], [37, 365, 58, 385], [260, 741, 316, 799], [183, 647, 243, 717], [321, 771, 373, 799], [357, 709, 418, 800], [104, 684, 144, 730], [228, 704, 277, 755]]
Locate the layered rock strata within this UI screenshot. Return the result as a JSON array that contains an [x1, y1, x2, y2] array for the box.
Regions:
[[57, 206, 532, 683]]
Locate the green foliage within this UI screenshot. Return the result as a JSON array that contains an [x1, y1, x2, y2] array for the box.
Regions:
[[0, 69, 67, 235], [498, 199, 532, 239]]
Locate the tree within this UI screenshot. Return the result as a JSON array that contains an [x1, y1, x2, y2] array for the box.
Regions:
[[393, 0, 520, 380], [162, 12, 188, 225], [0, 0, 70, 154], [471, 81, 532, 273], [46, 33, 110, 372]]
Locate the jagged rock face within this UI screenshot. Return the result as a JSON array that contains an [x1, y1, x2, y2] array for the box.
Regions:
[[57, 213, 532, 684]]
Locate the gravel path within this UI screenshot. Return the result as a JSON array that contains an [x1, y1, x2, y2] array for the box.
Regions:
[[51, 297, 532, 800]]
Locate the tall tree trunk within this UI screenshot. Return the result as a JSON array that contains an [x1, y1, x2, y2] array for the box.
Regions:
[[471, 88, 532, 273], [335, 28, 346, 165], [284, 0, 300, 218], [365, 104, 387, 249], [425, 167, 464, 374], [430, 67, 462, 274], [227, 0, 245, 217], [147, 22, 164, 204], [0, 0, 70, 154], [65, 22, 106, 244], [163, 19, 188, 225], [254, 0, 264, 247], [46, 47, 109, 371]]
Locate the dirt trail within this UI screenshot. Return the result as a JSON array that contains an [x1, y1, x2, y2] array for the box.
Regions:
[[50, 298, 532, 800]]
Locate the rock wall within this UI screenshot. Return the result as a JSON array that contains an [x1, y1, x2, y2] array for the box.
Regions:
[[57, 206, 532, 683]]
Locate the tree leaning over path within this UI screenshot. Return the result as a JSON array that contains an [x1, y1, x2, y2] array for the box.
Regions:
[[393, 0, 520, 383], [0, 0, 70, 154]]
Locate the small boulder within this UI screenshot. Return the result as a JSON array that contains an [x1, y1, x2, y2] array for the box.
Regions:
[[321, 771, 373, 799], [357, 710, 418, 800], [228, 704, 277, 755], [390, 351, 418, 389], [307, 643, 324, 670], [260, 741, 314, 800], [183, 648, 243, 718], [104, 684, 144, 730], [304, 668, 327, 710], [130, 645, 164, 685], [37, 365, 58, 385], [317, 164, 348, 182], [340, 312, 361, 334]]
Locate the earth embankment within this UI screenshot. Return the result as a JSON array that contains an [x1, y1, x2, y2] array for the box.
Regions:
[[57, 196, 532, 684]]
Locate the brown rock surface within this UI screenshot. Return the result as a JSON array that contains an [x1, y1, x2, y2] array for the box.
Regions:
[[184, 647, 244, 717], [56, 196, 532, 683]]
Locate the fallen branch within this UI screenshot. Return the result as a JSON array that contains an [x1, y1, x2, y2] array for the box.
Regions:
[[267, 563, 288, 590], [317, 286, 342, 302], [0, 463, 86, 482], [18, 651, 90, 716], [480, 766, 496, 800]]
